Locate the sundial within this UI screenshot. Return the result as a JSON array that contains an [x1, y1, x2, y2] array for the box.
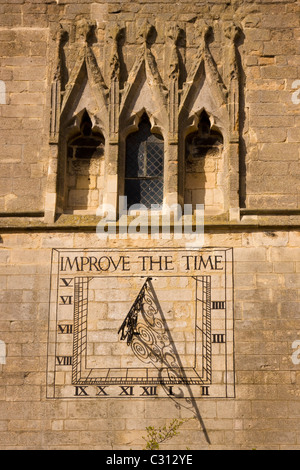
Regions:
[[47, 248, 234, 399]]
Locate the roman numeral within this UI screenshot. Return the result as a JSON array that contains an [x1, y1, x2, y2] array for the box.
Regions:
[[140, 386, 158, 396], [58, 324, 73, 334], [119, 386, 134, 396], [56, 356, 72, 366], [201, 386, 210, 396], [75, 386, 89, 396], [59, 296, 73, 305], [212, 334, 226, 344], [96, 386, 109, 396], [60, 278, 74, 287], [212, 301, 225, 310]]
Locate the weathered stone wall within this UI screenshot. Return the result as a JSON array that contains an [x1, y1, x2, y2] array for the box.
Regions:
[[1, 0, 300, 213], [0, 0, 300, 450], [0, 231, 299, 449]]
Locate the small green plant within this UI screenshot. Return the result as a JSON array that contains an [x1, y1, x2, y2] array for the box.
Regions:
[[142, 418, 191, 450]]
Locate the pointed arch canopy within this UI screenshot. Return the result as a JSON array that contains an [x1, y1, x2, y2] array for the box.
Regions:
[[120, 47, 168, 136], [60, 46, 108, 136]]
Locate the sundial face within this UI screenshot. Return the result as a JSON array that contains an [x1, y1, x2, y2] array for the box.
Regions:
[[47, 248, 234, 400]]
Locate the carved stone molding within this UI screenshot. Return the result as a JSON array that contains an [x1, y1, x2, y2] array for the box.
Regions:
[[49, 25, 68, 143], [46, 16, 244, 222], [224, 22, 243, 140]]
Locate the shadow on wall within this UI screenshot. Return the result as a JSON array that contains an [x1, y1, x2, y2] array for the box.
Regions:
[[119, 277, 211, 446]]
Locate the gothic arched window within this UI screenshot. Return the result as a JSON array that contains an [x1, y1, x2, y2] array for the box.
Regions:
[[125, 114, 164, 209]]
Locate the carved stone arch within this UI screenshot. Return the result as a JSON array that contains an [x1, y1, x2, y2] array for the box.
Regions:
[[65, 108, 107, 143], [123, 111, 165, 210], [55, 106, 106, 215], [120, 54, 168, 131], [180, 64, 229, 132], [184, 107, 222, 138], [45, 33, 109, 221], [177, 20, 242, 217], [118, 108, 166, 209], [60, 57, 109, 134], [179, 103, 228, 216], [110, 22, 173, 213], [63, 108, 106, 146], [123, 107, 165, 141], [180, 21, 227, 117], [185, 108, 224, 154]]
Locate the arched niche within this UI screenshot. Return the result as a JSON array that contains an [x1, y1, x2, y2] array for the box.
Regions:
[[58, 109, 106, 214], [184, 109, 226, 215]]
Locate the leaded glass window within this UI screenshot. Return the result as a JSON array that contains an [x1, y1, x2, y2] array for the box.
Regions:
[[125, 114, 164, 209]]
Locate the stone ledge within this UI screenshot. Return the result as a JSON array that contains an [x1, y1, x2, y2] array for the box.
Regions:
[[1, 212, 300, 232]]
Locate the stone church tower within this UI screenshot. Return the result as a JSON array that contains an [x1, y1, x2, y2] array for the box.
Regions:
[[0, 0, 300, 450]]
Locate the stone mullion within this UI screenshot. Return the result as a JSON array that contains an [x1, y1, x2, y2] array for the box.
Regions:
[[102, 25, 123, 218], [104, 98, 119, 213], [164, 74, 180, 210], [103, 65, 121, 213], [164, 141, 180, 210], [44, 143, 59, 223], [227, 142, 240, 220], [103, 140, 120, 215], [45, 29, 64, 224], [224, 24, 242, 221], [227, 62, 240, 216], [103, 80, 120, 215]]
